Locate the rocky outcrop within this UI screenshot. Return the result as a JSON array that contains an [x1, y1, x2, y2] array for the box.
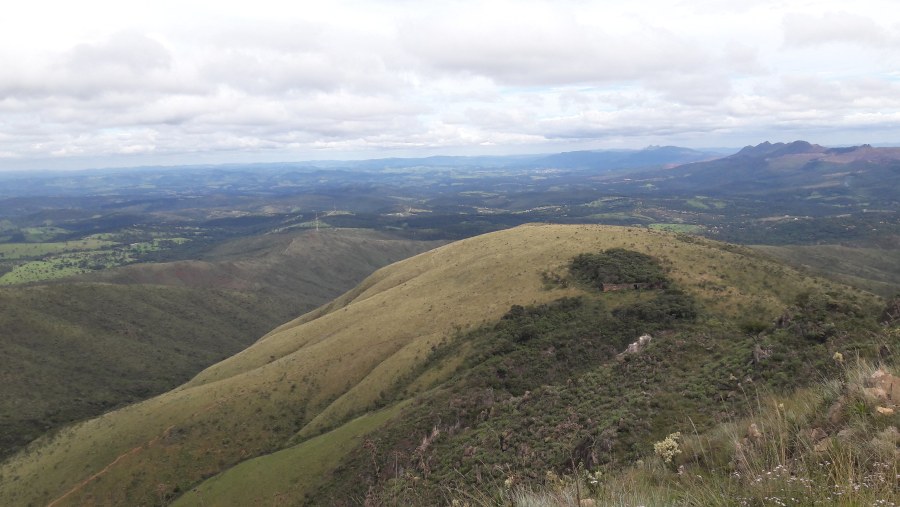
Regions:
[[620, 334, 652, 356]]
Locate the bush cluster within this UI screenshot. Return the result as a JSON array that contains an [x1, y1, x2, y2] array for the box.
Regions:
[[569, 248, 667, 288]]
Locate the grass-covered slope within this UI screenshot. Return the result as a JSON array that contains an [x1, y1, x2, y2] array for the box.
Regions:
[[87, 228, 439, 300], [299, 259, 890, 504], [753, 243, 900, 297], [0, 283, 290, 459], [0, 224, 883, 506], [0, 228, 439, 460]]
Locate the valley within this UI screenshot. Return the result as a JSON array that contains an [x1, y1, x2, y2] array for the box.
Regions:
[[0, 142, 897, 506], [0, 228, 442, 459], [2, 142, 895, 293]]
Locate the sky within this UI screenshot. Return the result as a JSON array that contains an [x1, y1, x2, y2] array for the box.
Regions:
[[1, 0, 899, 171]]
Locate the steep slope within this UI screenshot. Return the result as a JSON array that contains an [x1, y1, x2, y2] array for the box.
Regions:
[[0, 228, 440, 459], [86, 227, 442, 306], [0, 224, 883, 506], [753, 243, 900, 297]]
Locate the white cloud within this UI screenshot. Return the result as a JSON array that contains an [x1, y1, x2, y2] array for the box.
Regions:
[[1, 0, 900, 170], [400, 2, 715, 86], [782, 11, 893, 48]]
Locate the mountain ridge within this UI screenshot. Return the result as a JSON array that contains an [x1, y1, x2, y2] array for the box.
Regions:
[[2, 223, 883, 506], [601, 140, 900, 203]]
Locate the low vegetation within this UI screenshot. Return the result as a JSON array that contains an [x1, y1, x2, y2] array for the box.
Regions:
[[568, 248, 668, 287], [314, 258, 891, 505], [479, 358, 899, 506], [1, 143, 898, 505]]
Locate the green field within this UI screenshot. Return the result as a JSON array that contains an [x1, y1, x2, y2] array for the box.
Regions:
[[0, 239, 116, 260], [274, 220, 332, 232], [584, 197, 630, 207], [0, 256, 90, 284], [20, 226, 71, 242], [0, 238, 191, 285], [585, 212, 653, 222], [174, 404, 406, 506], [649, 223, 704, 233], [685, 196, 727, 210]]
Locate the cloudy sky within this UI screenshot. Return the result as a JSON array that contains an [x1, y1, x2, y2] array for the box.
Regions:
[[1, 0, 899, 170]]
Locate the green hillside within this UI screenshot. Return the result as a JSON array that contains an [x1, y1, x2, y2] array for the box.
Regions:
[[0, 224, 893, 506], [753, 243, 900, 298], [0, 229, 440, 459]]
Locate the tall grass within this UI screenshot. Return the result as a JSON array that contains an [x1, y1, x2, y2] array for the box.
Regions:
[[461, 359, 899, 506]]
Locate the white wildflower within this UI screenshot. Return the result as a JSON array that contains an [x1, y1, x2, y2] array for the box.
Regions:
[[653, 431, 682, 464]]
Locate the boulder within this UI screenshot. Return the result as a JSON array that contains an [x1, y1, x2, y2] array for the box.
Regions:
[[864, 369, 899, 407], [807, 427, 828, 443], [876, 406, 895, 416]]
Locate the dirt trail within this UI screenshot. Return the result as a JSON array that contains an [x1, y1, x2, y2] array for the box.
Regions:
[[46, 425, 175, 507], [45, 394, 235, 507]]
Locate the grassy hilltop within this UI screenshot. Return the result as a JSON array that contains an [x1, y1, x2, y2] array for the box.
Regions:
[[0, 224, 894, 506]]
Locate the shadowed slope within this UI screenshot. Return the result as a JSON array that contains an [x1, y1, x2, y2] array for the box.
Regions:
[[0, 228, 440, 459], [88, 228, 442, 298]]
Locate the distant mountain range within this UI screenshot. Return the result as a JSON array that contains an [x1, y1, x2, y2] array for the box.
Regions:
[[522, 145, 719, 171], [219, 146, 722, 172], [602, 140, 900, 201], [13, 141, 898, 203]]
